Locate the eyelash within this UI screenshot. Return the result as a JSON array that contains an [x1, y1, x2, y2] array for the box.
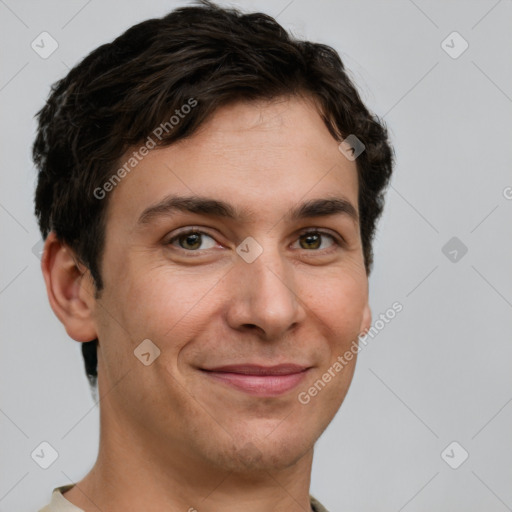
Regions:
[[166, 228, 344, 254]]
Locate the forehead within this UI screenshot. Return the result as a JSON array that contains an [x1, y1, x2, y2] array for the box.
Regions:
[[105, 95, 359, 229]]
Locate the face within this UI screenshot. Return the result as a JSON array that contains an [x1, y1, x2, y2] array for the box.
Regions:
[[89, 95, 371, 473]]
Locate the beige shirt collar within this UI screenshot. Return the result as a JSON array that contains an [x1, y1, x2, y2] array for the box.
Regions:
[[38, 485, 84, 511], [39, 484, 329, 512]]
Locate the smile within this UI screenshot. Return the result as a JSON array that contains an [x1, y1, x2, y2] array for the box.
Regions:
[[200, 364, 311, 397]]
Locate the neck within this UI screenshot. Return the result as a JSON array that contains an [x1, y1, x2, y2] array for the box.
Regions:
[[63, 396, 314, 512]]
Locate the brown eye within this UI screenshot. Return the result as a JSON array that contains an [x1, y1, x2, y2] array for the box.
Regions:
[[168, 230, 217, 251], [300, 232, 321, 250], [295, 230, 339, 251]]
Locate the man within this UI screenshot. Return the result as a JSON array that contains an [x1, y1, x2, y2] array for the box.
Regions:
[[34, 1, 394, 510]]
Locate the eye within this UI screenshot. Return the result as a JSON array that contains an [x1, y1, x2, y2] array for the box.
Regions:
[[166, 228, 343, 254], [167, 229, 218, 251], [292, 229, 342, 251]]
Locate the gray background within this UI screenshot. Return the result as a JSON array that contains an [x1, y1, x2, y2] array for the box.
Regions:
[[1, 1, 511, 511]]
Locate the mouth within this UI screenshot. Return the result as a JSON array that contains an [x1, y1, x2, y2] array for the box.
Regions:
[[199, 364, 311, 397]]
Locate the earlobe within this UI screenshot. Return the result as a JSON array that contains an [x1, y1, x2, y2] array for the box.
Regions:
[[41, 232, 98, 342], [360, 302, 372, 336]]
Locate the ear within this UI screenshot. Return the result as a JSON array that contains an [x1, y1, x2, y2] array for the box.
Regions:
[[41, 232, 98, 342], [359, 302, 372, 336]]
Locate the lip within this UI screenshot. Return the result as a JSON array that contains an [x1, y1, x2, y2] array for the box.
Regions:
[[200, 364, 311, 396]]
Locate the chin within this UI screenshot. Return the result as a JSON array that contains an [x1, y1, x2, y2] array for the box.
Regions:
[[216, 431, 314, 474]]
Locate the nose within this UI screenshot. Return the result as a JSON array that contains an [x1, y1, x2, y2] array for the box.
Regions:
[[225, 242, 306, 341]]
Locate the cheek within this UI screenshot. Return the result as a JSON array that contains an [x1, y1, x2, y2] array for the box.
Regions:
[[300, 269, 368, 343], [114, 267, 224, 358]]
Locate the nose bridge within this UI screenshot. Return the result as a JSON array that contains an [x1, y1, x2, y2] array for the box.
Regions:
[[228, 237, 302, 338]]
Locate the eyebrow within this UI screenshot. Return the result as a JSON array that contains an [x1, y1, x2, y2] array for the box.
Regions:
[[137, 194, 359, 225]]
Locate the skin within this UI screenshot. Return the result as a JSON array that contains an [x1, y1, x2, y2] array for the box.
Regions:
[[42, 94, 371, 512]]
